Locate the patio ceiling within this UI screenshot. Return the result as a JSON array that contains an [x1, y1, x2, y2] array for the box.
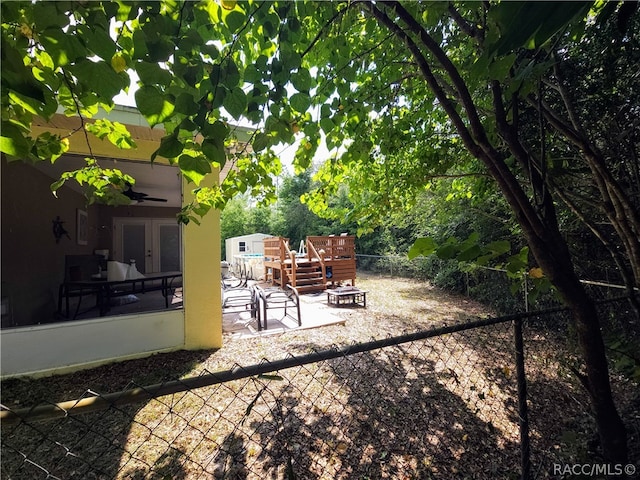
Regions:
[[34, 154, 182, 208]]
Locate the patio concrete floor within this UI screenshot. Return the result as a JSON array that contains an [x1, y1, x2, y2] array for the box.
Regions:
[[54, 284, 350, 339], [223, 290, 348, 339]]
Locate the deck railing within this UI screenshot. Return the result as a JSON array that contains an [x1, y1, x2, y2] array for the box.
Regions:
[[306, 239, 326, 286], [263, 237, 288, 285], [263, 236, 288, 261], [307, 235, 355, 260]]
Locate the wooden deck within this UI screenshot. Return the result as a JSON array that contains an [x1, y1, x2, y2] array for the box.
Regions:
[[263, 236, 357, 293]]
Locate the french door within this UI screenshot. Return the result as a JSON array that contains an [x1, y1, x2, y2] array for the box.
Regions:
[[113, 218, 182, 273]]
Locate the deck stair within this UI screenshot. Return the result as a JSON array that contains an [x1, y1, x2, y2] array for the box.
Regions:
[[263, 235, 356, 294], [284, 258, 326, 294]]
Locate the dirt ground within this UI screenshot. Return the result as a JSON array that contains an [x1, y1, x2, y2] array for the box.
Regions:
[[1, 273, 638, 479]]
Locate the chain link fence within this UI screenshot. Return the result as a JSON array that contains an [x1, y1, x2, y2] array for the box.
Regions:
[[2, 297, 638, 479], [356, 254, 638, 314]]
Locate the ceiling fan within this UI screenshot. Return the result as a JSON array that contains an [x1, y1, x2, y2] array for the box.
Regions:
[[123, 185, 168, 203]]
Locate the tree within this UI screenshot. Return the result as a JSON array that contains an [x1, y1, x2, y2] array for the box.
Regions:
[[220, 195, 249, 258], [272, 171, 336, 244], [1, 0, 636, 461]]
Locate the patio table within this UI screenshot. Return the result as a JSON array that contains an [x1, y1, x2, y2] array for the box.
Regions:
[[58, 271, 182, 318]]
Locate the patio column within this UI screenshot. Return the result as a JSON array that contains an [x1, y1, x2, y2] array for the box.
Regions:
[[183, 176, 222, 349]]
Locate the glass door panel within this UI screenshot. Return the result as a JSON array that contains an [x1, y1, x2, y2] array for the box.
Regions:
[[121, 224, 147, 273], [157, 224, 181, 272]]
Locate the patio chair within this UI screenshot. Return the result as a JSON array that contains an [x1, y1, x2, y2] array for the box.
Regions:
[[222, 262, 249, 290], [58, 254, 103, 319], [221, 281, 259, 328], [254, 284, 301, 331]]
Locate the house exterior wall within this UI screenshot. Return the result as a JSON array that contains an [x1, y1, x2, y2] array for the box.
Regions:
[[183, 175, 222, 350], [0, 310, 184, 377]]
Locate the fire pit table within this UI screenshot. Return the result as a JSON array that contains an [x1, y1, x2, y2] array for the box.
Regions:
[[326, 286, 367, 308]]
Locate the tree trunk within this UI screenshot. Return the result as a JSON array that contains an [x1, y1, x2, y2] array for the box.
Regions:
[[567, 296, 629, 463], [511, 207, 628, 462]]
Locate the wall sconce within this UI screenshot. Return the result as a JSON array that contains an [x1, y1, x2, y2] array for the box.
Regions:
[[52, 216, 70, 243]]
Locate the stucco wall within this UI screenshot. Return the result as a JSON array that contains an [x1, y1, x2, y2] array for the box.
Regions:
[[0, 309, 184, 378]]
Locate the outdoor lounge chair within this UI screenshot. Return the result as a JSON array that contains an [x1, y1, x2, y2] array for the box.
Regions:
[[222, 263, 249, 290], [254, 284, 301, 331], [221, 277, 259, 329]]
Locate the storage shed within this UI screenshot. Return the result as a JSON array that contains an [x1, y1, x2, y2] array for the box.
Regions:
[[225, 233, 270, 277]]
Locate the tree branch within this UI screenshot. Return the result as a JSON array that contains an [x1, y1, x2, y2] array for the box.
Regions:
[[447, 4, 483, 43], [365, 1, 551, 244], [300, 4, 351, 59]]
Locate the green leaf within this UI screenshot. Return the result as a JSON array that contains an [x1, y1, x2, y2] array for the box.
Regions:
[[136, 61, 173, 87], [320, 117, 335, 134], [486, 240, 511, 255], [211, 86, 227, 109], [222, 59, 241, 88], [145, 37, 174, 63], [281, 50, 302, 71], [8, 91, 41, 116], [487, 2, 591, 57], [174, 92, 199, 116], [202, 138, 226, 166], [202, 120, 230, 140], [436, 243, 459, 260], [252, 132, 269, 152], [179, 153, 211, 186], [86, 119, 137, 149], [152, 134, 184, 161], [77, 24, 116, 60], [39, 28, 87, 67], [224, 87, 247, 119], [33, 2, 70, 29], [243, 64, 262, 84], [135, 85, 175, 126], [291, 68, 312, 92], [457, 245, 483, 262], [0, 122, 32, 158], [408, 237, 437, 259], [487, 54, 517, 80], [69, 60, 127, 101], [290, 92, 311, 113], [50, 177, 66, 193], [223, 10, 246, 33]]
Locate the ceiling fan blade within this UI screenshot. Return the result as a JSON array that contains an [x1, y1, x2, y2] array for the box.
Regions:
[[140, 197, 168, 202], [123, 186, 167, 202]]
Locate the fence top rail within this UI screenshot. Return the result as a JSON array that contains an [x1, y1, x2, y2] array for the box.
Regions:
[[0, 310, 558, 426], [1, 295, 632, 426]]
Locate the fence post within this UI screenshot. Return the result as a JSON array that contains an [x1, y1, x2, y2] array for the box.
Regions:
[[465, 271, 469, 297], [514, 318, 531, 480]]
